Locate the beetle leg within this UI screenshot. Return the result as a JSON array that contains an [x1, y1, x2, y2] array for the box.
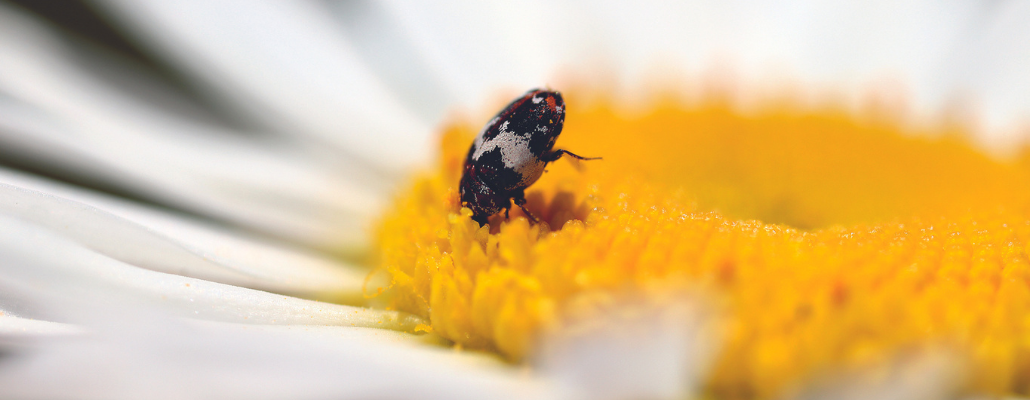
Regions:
[[512, 191, 539, 223], [541, 149, 602, 163]]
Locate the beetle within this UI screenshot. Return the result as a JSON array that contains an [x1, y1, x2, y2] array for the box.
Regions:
[[460, 88, 599, 226]]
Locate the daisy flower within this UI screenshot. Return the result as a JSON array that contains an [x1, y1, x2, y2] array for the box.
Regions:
[[1, 1, 1029, 399]]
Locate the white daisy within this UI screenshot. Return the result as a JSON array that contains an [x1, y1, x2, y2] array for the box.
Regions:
[[0, 1, 1027, 399]]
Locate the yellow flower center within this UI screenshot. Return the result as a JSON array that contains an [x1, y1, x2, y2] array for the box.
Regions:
[[374, 87, 1030, 398]]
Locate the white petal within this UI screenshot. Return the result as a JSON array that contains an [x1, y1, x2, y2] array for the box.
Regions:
[[535, 296, 720, 400], [0, 4, 383, 250], [0, 213, 418, 329], [0, 317, 561, 400], [786, 348, 963, 400], [93, 0, 433, 174], [0, 216, 560, 398], [0, 170, 367, 297], [0, 312, 83, 338]]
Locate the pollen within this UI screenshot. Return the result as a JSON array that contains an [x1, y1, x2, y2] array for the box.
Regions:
[[374, 89, 1030, 398]]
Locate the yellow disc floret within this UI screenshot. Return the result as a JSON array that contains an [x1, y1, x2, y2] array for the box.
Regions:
[[374, 88, 1030, 398]]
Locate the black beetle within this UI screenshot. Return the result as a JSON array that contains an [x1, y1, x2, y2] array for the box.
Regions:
[[459, 89, 599, 225]]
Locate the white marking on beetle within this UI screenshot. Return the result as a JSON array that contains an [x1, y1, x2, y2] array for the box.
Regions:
[[473, 117, 500, 152], [473, 125, 548, 187], [532, 95, 543, 104]]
